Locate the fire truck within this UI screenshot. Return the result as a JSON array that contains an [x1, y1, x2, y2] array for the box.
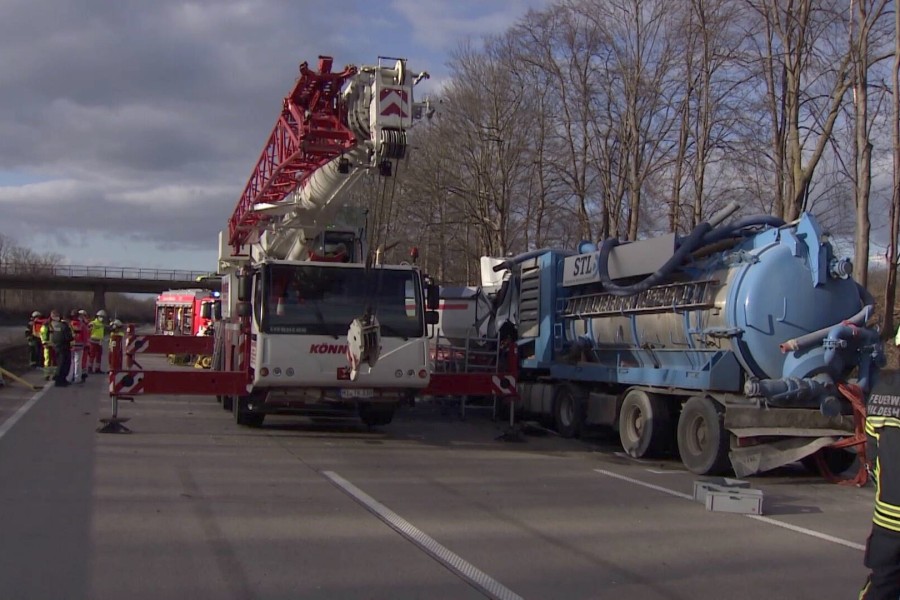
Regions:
[[155, 289, 220, 336], [108, 55, 438, 429]]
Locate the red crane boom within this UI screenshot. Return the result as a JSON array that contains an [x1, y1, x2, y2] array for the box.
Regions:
[[228, 56, 358, 252]]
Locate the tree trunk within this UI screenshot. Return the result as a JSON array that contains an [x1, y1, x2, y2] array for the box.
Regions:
[[882, 3, 900, 340]]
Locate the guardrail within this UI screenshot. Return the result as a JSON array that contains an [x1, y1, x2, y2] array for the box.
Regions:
[[0, 263, 212, 282]]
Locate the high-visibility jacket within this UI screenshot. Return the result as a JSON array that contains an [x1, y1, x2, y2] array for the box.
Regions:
[[866, 372, 900, 533], [39, 322, 50, 345], [89, 318, 107, 342], [33, 317, 46, 338], [70, 319, 86, 347], [79, 318, 92, 345]]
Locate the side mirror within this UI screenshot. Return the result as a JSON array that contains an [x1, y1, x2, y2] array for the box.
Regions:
[[213, 301, 222, 320], [237, 274, 252, 302], [425, 311, 439, 325], [200, 303, 212, 320], [236, 301, 252, 318], [427, 283, 440, 311]]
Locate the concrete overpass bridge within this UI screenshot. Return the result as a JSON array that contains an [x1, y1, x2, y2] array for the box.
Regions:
[[0, 264, 221, 312]]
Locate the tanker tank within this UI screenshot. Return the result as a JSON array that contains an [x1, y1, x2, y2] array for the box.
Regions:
[[567, 213, 871, 409]]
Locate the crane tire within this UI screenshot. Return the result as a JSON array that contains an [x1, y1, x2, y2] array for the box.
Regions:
[[234, 394, 265, 428]]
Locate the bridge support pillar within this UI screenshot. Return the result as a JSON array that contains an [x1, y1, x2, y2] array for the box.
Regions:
[[91, 286, 107, 314]]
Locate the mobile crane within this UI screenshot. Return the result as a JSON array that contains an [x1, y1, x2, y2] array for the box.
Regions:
[[107, 56, 438, 429]]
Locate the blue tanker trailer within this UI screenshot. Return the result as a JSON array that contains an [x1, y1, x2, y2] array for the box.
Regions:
[[486, 203, 883, 476]]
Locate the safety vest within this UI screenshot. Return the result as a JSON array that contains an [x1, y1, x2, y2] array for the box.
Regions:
[[89, 318, 106, 342], [39, 322, 50, 344], [32, 318, 45, 337], [70, 319, 85, 346], [866, 373, 900, 533]]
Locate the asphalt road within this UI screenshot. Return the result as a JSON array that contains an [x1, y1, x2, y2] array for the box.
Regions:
[[0, 366, 877, 600]]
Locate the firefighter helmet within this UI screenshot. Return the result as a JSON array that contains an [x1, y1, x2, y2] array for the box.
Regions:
[[31, 311, 41, 318], [77, 309, 88, 316], [96, 310, 107, 317]]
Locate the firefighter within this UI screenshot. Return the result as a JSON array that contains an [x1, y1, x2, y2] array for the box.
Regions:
[[67, 310, 88, 383], [107, 319, 124, 372], [38, 314, 55, 381], [88, 310, 108, 374], [26, 311, 42, 368], [78, 310, 91, 375], [50, 310, 73, 387], [859, 371, 900, 599]]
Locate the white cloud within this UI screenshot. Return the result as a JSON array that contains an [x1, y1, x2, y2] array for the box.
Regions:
[[0, 0, 548, 267]]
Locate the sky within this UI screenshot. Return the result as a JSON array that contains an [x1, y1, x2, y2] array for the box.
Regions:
[[0, 0, 548, 272]]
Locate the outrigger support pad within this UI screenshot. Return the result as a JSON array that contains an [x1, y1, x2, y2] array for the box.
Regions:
[[97, 395, 133, 434], [495, 395, 525, 443]]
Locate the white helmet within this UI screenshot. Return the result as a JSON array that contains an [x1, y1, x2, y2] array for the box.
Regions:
[[77, 309, 88, 316], [31, 311, 41, 318], [96, 310, 108, 317]]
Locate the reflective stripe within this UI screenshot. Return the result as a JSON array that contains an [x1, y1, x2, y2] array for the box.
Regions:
[[875, 500, 900, 518], [873, 511, 900, 532]]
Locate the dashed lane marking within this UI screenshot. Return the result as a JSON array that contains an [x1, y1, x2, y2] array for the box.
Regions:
[[323, 470, 524, 600], [0, 382, 52, 442], [594, 468, 866, 552]]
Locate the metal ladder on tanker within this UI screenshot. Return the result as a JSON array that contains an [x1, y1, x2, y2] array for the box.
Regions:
[[561, 279, 718, 318]]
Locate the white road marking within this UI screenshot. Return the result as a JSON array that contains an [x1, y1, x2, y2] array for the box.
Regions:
[[323, 470, 524, 600], [595, 468, 694, 500], [0, 382, 52, 442], [594, 468, 866, 552], [746, 515, 865, 551], [645, 469, 681, 475]]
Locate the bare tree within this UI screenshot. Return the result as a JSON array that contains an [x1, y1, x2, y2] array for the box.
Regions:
[[849, 0, 892, 286], [512, 5, 606, 242], [882, 2, 900, 339], [746, 0, 853, 221], [582, 0, 680, 240], [669, 0, 750, 232]]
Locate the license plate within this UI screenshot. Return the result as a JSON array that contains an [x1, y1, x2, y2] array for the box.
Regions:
[[340, 388, 374, 399]]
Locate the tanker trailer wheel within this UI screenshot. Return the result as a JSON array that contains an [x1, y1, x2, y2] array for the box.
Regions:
[[554, 384, 586, 438], [221, 395, 234, 412], [677, 396, 730, 475], [619, 389, 671, 458]]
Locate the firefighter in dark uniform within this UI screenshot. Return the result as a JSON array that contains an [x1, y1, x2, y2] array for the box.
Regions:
[[860, 370, 900, 599]]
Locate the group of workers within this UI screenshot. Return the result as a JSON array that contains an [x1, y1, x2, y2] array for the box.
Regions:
[[25, 309, 124, 387]]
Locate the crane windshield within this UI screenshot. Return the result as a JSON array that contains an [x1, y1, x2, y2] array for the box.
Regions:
[[260, 263, 423, 338]]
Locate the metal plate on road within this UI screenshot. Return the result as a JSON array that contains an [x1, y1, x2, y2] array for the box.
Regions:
[[340, 388, 374, 399]]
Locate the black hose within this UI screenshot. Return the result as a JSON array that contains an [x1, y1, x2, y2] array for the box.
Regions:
[[598, 221, 713, 297], [700, 216, 785, 245], [597, 214, 784, 298]]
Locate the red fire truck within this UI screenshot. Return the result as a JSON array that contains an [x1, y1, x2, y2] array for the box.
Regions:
[[155, 289, 220, 337]]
